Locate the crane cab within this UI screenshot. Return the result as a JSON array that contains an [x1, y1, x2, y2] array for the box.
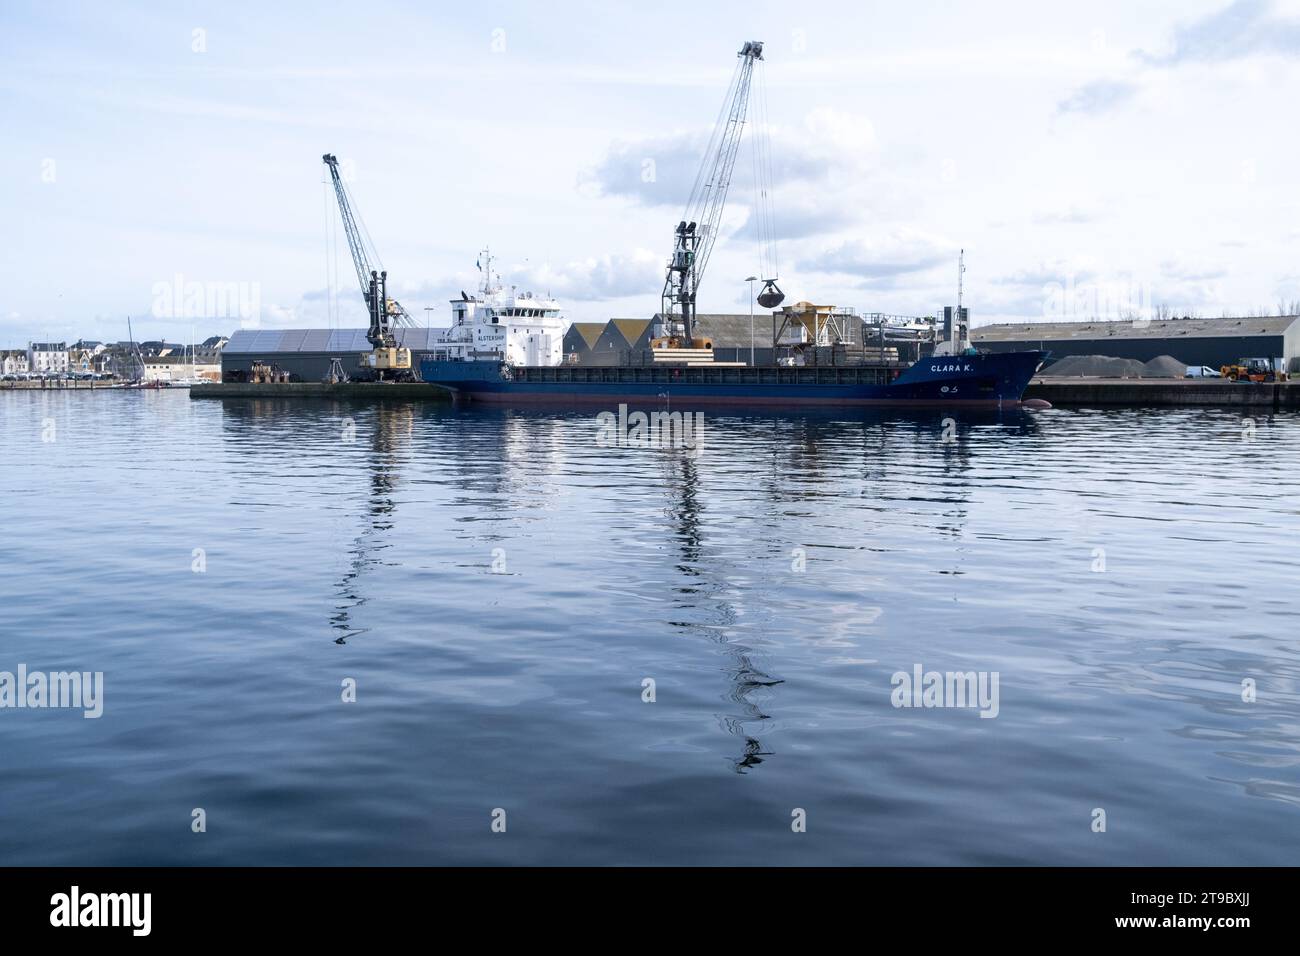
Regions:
[[360, 346, 412, 372]]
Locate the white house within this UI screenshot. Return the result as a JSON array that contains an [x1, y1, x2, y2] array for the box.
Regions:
[[142, 354, 221, 383], [1, 349, 30, 375], [28, 342, 69, 374]]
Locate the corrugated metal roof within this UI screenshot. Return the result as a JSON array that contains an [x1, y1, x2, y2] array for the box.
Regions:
[[973, 316, 1300, 342], [688, 314, 766, 348], [224, 328, 445, 354]]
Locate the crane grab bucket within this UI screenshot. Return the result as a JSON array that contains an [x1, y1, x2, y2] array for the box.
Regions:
[[757, 279, 785, 309]]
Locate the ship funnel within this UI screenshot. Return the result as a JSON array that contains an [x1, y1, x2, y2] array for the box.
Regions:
[[756, 279, 785, 309]]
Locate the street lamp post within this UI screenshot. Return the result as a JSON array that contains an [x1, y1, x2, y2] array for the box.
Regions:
[[745, 276, 758, 366]]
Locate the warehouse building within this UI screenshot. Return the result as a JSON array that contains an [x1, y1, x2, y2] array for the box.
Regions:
[[972, 316, 1300, 372], [222, 328, 444, 381], [693, 311, 868, 364], [693, 313, 782, 364], [559, 314, 784, 365], [561, 322, 605, 363], [585, 318, 655, 366], [563, 312, 873, 366]]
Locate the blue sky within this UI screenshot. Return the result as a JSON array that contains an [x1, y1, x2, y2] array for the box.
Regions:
[[4, 0, 1300, 346]]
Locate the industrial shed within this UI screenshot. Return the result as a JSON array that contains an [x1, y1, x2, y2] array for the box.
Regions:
[[222, 328, 445, 381], [565, 312, 871, 365], [584, 318, 654, 366], [561, 322, 605, 363], [972, 316, 1300, 372], [568, 314, 791, 365], [650, 312, 790, 364]]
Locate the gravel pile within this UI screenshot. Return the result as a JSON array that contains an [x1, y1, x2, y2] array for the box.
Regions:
[[1045, 354, 1147, 377], [1141, 355, 1189, 378]]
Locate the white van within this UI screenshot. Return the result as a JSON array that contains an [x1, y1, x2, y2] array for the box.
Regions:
[[1185, 365, 1221, 378]]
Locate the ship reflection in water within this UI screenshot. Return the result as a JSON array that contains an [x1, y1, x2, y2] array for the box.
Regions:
[[2, 390, 1299, 865]]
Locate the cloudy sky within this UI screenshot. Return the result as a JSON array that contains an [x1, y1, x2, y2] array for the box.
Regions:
[[4, 0, 1300, 346]]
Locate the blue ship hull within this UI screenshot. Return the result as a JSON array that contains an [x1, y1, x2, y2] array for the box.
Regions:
[[419, 350, 1046, 407]]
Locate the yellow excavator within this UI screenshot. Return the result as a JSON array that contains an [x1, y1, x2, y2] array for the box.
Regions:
[[1221, 358, 1286, 383]]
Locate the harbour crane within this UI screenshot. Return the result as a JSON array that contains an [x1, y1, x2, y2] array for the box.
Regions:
[[658, 40, 784, 351], [322, 153, 414, 380]]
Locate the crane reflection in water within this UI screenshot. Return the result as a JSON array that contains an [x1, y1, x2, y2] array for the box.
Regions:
[[656, 407, 1038, 772], [659, 443, 782, 774], [331, 403, 412, 643]]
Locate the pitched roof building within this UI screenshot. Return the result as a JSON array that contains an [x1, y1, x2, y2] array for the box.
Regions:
[[562, 322, 606, 362]]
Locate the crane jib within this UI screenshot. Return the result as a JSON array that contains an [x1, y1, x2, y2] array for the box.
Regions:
[[660, 41, 782, 349], [321, 153, 416, 341], [321, 153, 415, 377]]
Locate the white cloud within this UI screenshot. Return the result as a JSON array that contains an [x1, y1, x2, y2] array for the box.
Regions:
[[992, 260, 1101, 287], [797, 229, 954, 283], [1160, 259, 1229, 281], [519, 250, 663, 301], [1139, 0, 1300, 65], [1057, 1, 1300, 116], [1056, 80, 1139, 116], [428, 250, 663, 304], [585, 108, 877, 212]]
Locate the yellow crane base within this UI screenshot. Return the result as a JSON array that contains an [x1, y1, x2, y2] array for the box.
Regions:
[[361, 347, 412, 371]]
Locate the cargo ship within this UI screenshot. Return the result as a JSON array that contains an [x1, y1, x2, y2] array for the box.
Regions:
[[419, 264, 1047, 408], [418, 347, 1045, 407]]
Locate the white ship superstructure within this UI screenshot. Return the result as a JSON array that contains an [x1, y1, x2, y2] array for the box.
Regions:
[[436, 249, 568, 366]]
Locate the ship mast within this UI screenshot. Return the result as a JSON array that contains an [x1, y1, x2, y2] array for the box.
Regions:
[[953, 248, 966, 352], [957, 249, 965, 317], [478, 247, 495, 297]]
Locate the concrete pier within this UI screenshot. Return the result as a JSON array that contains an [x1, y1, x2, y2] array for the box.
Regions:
[[1, 379, 126, 390], [190, 382, 448, 400], [1025, 378, 1300, 408]]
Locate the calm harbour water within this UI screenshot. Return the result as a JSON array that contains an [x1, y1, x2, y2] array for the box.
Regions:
[[2, 388, 1299, 865]]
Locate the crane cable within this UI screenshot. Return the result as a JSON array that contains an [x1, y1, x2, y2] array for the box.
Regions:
[[683, 55, 745, 228], [753, 56, 779, 284], [344, 176, 386, 277], [322, 175, 338, 330], [701, 56, 754, 285], [682, 52, 751, 292], [679, 49, 779, 290], [337, 174, 417, 328]]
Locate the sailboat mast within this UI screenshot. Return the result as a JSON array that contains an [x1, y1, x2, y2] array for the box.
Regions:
[[126, 314, 141, 381]]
